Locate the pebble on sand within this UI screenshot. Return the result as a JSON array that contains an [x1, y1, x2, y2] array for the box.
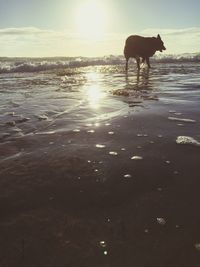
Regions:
[[157, 218, 166, 225], [96, 144, 106, 148], [109, 151, 118, 156], [131, 156, 143, 160], [99, 241, 107, 248], [124, 174, 132, 178]]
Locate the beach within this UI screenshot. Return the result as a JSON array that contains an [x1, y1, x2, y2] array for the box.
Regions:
[[0, 61, 200, 266]]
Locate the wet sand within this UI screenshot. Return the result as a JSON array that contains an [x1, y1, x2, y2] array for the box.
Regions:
[[0, 63, 200, 266]]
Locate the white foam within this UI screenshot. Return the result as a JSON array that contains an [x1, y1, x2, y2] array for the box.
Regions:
[[1, 53, 199, 74], [131, 156, 143, 160], [168, 117, 196, 123], [176, 136, 200, 146], [96, 144, 106, 148]]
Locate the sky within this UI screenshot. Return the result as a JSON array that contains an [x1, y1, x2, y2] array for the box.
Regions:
[[0, 0, 200, 57]]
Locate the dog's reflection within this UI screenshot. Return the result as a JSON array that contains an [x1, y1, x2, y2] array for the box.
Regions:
[[125, 68, 150, 91]]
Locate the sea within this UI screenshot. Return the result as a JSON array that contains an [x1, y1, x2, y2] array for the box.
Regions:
[[0, 54, 200, 144]]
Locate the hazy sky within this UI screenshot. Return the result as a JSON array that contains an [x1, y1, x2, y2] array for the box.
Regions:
[[0, 0, 200, 57]]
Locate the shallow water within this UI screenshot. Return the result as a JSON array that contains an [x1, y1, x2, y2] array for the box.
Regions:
[[1, 63, 200, 144], [0, 62, 200, 165]]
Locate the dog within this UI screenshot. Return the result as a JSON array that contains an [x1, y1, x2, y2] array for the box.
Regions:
[[124, 34, 166, 71]]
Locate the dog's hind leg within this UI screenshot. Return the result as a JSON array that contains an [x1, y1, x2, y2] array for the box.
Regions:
[[136, 56, 140, 70], [125, 57, 129, 72], [140, 57, 146, 68], [146, 57, 151, 68]]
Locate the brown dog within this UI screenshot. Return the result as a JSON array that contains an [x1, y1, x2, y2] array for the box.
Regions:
[[124, 34, 166, 71]]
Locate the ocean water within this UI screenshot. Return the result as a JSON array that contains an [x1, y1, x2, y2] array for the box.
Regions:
[[0, 58, 200, 162]]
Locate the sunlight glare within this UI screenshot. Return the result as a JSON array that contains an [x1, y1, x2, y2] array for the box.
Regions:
[[85, 72, 106, 109], [75, 0, 108, 39], [87, 84, 105, 109]]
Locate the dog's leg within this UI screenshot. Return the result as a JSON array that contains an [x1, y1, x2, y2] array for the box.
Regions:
[[136, 57, 140, 70], [140, 57, 146, 68], [125, 58, 129, 72], [146, 57, 151, 68]]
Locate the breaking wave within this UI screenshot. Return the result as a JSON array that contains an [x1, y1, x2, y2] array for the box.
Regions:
[[0, 53, 199, 74]]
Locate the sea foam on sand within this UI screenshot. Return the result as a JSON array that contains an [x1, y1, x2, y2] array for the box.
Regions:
[[176, 136, 200, 146]]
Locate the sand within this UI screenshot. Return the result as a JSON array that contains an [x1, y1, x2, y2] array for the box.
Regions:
[[0, 63, 200, 266]]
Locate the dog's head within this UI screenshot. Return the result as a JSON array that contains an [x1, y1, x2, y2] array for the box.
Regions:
[[156, 34, 166, 52]]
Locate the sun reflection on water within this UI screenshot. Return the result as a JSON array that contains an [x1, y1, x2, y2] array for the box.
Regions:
[[87, 84, 105, 109], [85, 72, 106, 109]]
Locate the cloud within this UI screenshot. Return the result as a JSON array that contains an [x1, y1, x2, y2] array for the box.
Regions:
[[141, 27, 200, 36], [0, 26, 199, 57], [0, 27, 54, 35], [0, 27, 83, 40]]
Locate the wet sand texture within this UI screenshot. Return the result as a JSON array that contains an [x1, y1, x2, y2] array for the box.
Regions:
[[0, 63, 200, 267]]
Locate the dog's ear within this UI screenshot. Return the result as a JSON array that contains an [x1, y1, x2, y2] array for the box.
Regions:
[[157, 34, 161, 40]]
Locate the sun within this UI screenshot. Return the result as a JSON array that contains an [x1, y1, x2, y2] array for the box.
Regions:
[[75, 1, 108, 39]]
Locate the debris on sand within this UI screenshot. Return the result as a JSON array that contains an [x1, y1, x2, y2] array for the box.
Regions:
[[157, 217, 166, 225], [37, 114, 49, 120], [15, 117, 30, 123], [131, 156, 143, 160], [137, 133, 148, 137], [96, 144, 106, 148], [109, 151, 118, 156], [99, 241, 107, 248], [176, 136, 200, 146], [112, 89, 130, 96], [195, 243, 200, 251], [6, 121, 16, 126], [143, 95, 158, 101], [124, 174, 132, 178]]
